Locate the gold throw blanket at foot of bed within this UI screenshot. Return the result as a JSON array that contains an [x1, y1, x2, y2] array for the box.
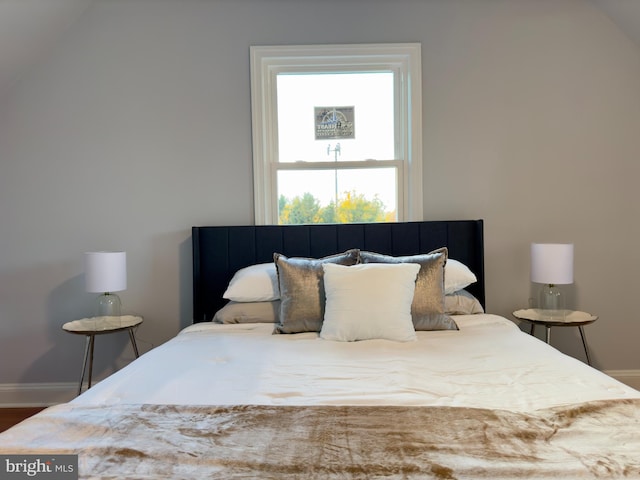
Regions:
[[1, 399, 639, 479]]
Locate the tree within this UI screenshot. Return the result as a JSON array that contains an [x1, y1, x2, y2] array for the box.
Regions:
[[318, 202, 338, 224], [279, 193, 321, 224], [335, 191, 386, 223], [278, 191, 393, 224]]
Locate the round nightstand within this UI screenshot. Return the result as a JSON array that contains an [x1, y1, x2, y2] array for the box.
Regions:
[[63, 315, 143, 395], [512, 309, 597, 365]]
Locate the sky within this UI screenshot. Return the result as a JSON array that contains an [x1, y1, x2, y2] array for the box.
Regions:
[[276, 72, 398, 212]]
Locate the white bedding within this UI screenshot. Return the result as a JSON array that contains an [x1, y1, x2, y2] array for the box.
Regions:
[[73, 314, 639, 412]]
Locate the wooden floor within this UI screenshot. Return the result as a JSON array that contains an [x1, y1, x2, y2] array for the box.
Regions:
[[0, 407, 46, 433]]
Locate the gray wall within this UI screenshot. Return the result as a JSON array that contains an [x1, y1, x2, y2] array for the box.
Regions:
[[1, 0, 639, 387]]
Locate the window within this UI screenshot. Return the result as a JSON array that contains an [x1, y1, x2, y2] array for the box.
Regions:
[[250, 43, 422, 225]]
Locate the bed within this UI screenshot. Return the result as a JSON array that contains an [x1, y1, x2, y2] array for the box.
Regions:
[[1, 220, 639, 479]]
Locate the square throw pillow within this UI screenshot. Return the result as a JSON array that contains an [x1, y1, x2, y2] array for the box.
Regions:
[[223, 263, 279, 302], [359, 249, 458, 331], [213, 300, 280, 324], [273, 249, 359, 334], [320, 263, 419, 342]]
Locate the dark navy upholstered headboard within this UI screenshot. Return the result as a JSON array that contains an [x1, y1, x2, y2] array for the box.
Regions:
[[192, 220, 485, 323]]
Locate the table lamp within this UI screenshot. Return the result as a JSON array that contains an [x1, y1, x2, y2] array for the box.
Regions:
[[85, 251, 127, 317], [530, 243, 573, 318]]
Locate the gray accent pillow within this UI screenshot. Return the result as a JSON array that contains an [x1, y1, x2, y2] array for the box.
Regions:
[[274, 249, 360, 334], [213, 301, 280, 324], [359, 248, 458, 331]]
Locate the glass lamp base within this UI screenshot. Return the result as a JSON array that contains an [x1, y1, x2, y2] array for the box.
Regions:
[[96, 292, 121, 317], [538, 284, 565, 320]]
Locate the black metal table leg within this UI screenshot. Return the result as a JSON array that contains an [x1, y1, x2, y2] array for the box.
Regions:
[[578, 325, 592, 366]]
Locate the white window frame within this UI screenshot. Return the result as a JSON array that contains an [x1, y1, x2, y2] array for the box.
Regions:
[[250, 43, 423, 225]]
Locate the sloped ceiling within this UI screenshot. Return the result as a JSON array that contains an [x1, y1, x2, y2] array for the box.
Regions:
[[0, 0, 93, 95], [0, 0, 638, 99], [592, 0, 640, 46]]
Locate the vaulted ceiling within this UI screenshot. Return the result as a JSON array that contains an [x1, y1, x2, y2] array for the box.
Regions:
[[0, 0, 638, 99], [0, 0, 93, 95], [592, 0, 640, 46]]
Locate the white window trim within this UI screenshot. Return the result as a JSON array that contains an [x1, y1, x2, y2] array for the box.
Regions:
[[250, 43, 422, 225]]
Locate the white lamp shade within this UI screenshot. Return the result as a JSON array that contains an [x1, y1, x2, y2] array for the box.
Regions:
[[530, 243, 574, 285], [85, 251, 127, 293]]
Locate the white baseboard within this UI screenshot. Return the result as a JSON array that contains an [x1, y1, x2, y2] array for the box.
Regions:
[[0, 383, 77, 407], [1, 371, 639, 407], [605, 370, 640, 391]]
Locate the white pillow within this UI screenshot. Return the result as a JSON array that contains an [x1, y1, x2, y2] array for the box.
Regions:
[[445, 259, 477, 295], [444, 290, 484, 315], [222, 263, 279, 302], [320, 263, 419, 342], [223, 257, 477, 301]]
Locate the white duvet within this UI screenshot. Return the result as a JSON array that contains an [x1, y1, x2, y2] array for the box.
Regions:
[[73, 314, 639, 412]]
